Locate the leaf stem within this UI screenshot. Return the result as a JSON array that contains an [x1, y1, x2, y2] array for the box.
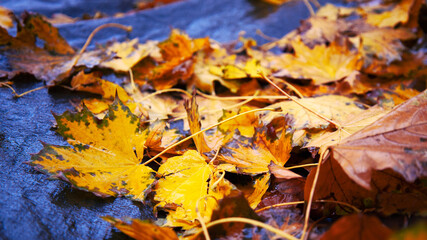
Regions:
[[143, 108, 276, 165], [301, 149, 329, 240], [3, 83, 48, 98], [271, 76, 304, 99], [202, 217, 299, 240], [302, 0, 315, 16], [197, 90, 289, 100], [138, 88, 192, 102], [255, 199, 360, 213], [285, 163, 318, 170]]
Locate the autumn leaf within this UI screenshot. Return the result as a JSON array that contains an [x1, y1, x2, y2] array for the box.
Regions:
[[320, 214, 392, 240], [154, 150, 233, 229], [185, 93, 211, 154], [264, 95, 365, 146], [245, 173, 271, 209], [133, 29, 210, 90], [0, 12, 75, 82], [218, 105, 258, 138], [305, 157, 427, 215], [102, 216, 178, 240], [30, 100, 156, 200], [70, 71, 130, 101], [351, 27, 416, 66], [391, 221, 427, 240], [330, 90, 427, 189], [257, 177, 305, 211], [275, 37, 362, 85], [202, 192, 263, 240], [363, 0, 422, 28], [218, 122, 293, 175], [0, 6, 13, 29], [305, 105, 390, 152], [192, 53, 242, 93], [98, 38, 160, 72]]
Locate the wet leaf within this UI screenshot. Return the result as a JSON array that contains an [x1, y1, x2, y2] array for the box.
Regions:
[[30, 100, 155, 200]]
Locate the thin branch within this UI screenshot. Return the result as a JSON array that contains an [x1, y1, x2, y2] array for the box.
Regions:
[[203, 217, 299, 240], [301, 149, 329, 240], [71, 23, 132, 67], [286, 163, 318, 170], [255, 199, 360, 214]]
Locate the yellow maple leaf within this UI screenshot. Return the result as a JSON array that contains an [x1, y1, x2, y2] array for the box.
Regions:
[[154, 150, 233, 229], [277, 37, 362, 85], [30, 100, 155, 200]]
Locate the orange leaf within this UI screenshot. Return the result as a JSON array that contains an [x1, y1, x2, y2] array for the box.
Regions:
[[103, 216, 178, 240], [320, 214, 392, 240], [331, 90, 427, 189]]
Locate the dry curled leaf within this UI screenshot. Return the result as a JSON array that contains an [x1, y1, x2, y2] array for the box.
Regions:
[[331, 90, 427, 189]]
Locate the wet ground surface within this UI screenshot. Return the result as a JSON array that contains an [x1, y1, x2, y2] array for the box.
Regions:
[[0, 0, 337, 239]]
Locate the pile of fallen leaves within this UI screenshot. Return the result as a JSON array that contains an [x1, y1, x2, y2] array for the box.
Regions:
[[1, 0, 427, 239]]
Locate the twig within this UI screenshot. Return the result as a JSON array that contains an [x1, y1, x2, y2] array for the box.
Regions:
[[196, 90, 289, 101], [285, 163, 318, 170], [301, 149, 330, 240], [255, 199, 360, 213], [201, 217, 299, 240], [2, 83, 48, 98], [71, 23, 132, 67]]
